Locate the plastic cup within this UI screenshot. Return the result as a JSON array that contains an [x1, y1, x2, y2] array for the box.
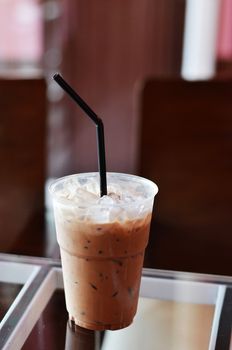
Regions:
[[49, 172, 158, 330]]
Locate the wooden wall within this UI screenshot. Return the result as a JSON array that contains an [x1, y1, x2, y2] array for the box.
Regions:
[[138, 79, 232, 275], [60, 0, 185, 174], [0, 77, 46, 251]]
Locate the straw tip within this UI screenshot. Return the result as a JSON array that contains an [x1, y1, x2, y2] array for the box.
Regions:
[[53, 73, 61, 81]]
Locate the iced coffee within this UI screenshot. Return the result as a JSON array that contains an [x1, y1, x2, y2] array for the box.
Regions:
[[50, 172, 158, 330]]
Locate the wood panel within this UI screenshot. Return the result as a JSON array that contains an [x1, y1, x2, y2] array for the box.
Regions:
[[61, 0, 185, 174], [138, 79, 232, 275], [0, 77, 46, 252]]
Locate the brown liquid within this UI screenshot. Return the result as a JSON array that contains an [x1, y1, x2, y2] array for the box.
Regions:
[[56, 213, 152, 330]]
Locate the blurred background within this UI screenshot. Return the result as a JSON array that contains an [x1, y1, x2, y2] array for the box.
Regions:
[[0, 0, 232, 176], [0, 0, 232, 274]]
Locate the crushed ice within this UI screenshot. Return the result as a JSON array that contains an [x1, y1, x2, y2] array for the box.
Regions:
[[53, 176, 152, 222]]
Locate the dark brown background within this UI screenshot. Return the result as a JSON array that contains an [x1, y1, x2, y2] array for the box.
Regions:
[[60, 0, 186, 175], [0, 77, 46, 252], [138, 79, 232, 275]]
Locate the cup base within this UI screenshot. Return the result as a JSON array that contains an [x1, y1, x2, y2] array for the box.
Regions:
[[69, 315, 132, 331]]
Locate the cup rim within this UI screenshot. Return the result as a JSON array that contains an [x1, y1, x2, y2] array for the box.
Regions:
[[49, 172, 158, 209]]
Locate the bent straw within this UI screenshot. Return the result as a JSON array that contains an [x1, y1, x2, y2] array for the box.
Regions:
[[53, 73, 107, 197]]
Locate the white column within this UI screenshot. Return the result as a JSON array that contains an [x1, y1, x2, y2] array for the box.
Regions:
[[181, 0, 221, 81]]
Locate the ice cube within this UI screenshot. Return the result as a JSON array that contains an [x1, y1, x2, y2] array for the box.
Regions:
[[122, 194, 134, 204], [87, 207, 111, 223], [97, 195, 116, 206], [73, 188, 99, 205], [85, 180, 100, 196], [107, 184, 123, 197], [76, 177, 88, 186], [109, 206, 126, 222]]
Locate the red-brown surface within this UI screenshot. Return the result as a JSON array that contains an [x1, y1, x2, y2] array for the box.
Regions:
[[139, 79, 232, 275], [61, 0, 185, 174], [0, 77, 46, 253]]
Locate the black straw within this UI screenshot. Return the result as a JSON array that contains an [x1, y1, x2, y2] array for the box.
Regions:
[[53, 73, 107, 197]]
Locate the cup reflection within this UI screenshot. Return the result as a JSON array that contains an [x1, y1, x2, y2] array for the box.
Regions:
[[65, 319, 100, 350]]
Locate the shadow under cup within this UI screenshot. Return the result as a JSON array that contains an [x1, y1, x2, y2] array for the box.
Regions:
[[49, 172, 158, 330]]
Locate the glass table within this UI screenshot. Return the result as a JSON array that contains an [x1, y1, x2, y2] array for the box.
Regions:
[[0, 253, 231, 350]]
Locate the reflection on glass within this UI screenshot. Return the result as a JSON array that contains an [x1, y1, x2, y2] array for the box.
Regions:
[[0, 282, 22, 320], [65, 320, 101, 350], [101, 298, 215, 350]]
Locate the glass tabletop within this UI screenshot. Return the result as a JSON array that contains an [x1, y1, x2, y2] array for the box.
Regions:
[[0, 253, 231, 350]]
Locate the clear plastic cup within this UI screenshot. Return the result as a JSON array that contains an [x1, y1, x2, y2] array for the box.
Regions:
[[49, 172, 158, 330]]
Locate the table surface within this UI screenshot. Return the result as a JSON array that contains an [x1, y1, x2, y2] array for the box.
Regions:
[[0, 254, 231, 350]]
